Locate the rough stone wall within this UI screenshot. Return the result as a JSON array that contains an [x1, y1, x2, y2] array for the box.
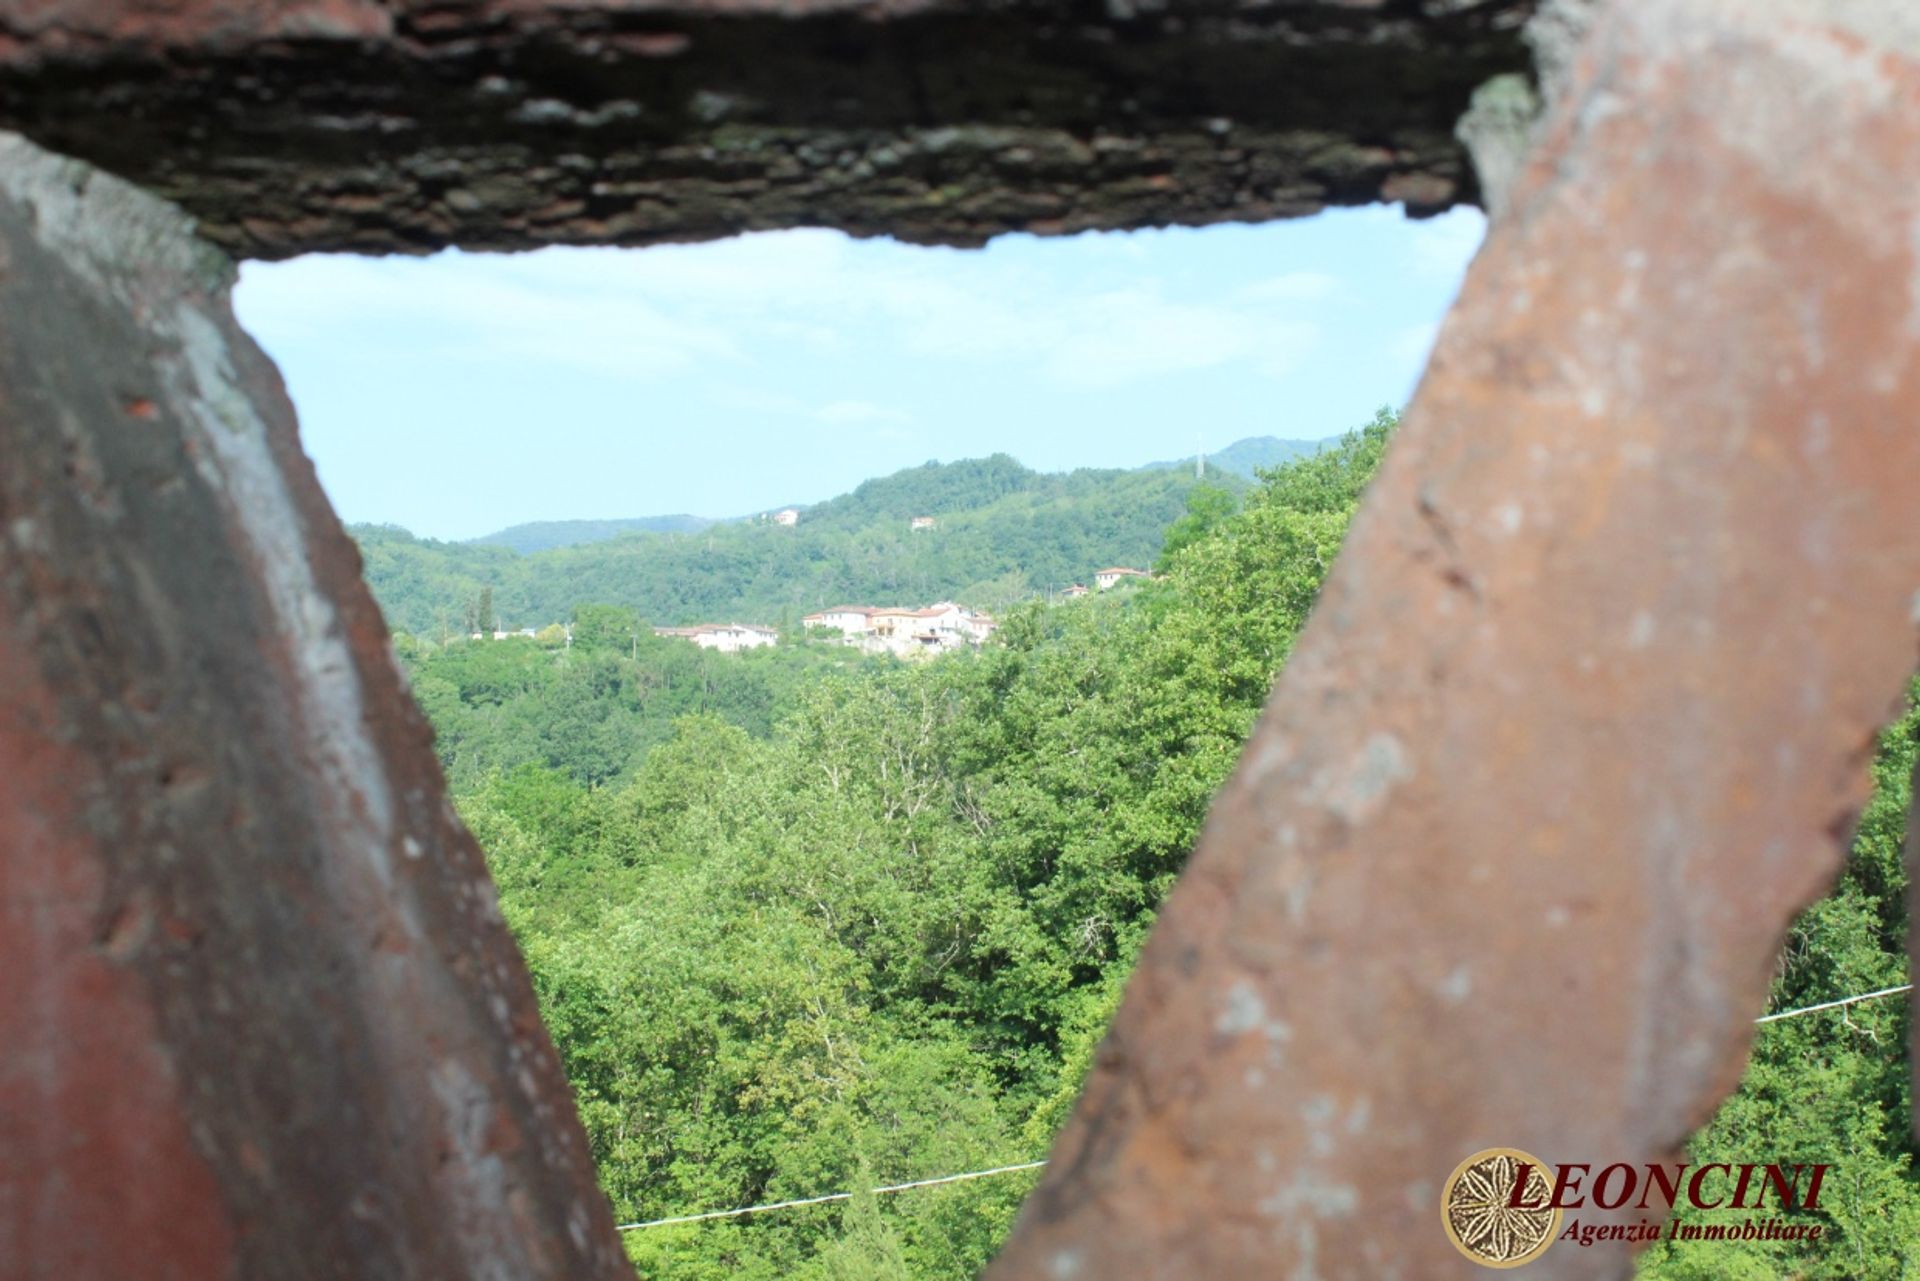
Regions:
[[0, 0, 1532, 258], [988, 2, 1920, 1275], [0, 135, 627, 1281]]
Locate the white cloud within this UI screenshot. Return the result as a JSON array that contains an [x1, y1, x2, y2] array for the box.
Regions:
[[242, 224, 1355, 393], [708, 387, 807, 415], [813, 400, 912, 425], [238, 250, 739, 379], [1039, 289, 1319, 387], [1407, 208, 1488, 280], [1235, 271, 1341, 303], [1390, 320, 1444, 368]]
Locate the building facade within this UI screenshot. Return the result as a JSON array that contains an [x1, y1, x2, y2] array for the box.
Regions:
[[652, 623, 779, 653]]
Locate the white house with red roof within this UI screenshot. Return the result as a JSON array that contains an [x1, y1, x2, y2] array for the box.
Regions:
[[802, 600, 996, 656], [801, 605, 877, 635]]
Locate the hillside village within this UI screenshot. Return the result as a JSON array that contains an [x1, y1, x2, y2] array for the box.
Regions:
[[801, 601, 996, 656], [641, 602, 997, 656], [354, 454, 1229, 639], [462, 562, 1155, 655], [641, 566, 1153, 657], [650, 622, 779, 653]]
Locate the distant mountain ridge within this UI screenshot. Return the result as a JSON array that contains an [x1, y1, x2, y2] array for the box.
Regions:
[[467, 435, 1333, 557], [472, 513, 715, 554], [353, 453, 1245, 635], [1143, 434, 1335, 480]]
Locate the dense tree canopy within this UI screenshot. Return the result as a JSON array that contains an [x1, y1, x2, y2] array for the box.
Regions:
[[386, 408, 1915, 1278], [399, 614, 879, 789]]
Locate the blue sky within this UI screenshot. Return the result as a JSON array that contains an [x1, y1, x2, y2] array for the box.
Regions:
[[235, 206, 1484, 542]]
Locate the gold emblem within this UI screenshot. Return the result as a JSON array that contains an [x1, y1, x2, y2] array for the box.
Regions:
[[1441, 1148, 1561, 1268]]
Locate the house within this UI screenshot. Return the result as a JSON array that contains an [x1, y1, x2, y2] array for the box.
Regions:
[[652, 623, 779, 653], [1095, 566, 1150, 590], [919, 601, 967, 629], [867, 606, 933, 640], [719, 624, 779, 652], [772, 507, 800, 527], [1060, 584, 1090, 599], [917, 602, 997, 643], [806, 601, 996, 656], [910, 515, 937, 531], [802, 606, 876, 635], [881, 603, 995, 654]]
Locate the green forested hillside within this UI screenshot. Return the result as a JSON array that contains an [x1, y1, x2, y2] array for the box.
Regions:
[[428, 416, 1382, 1280], [1142, 433, 1331, 478], [474, 513, 716, 554], [399, 409, 1914, 1279], [354, 456, 1245, 635], [402, 610, 885, 788]]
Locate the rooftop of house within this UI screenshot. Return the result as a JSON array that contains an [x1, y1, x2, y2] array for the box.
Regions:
[[875, 605, 958, 618], [807, 602, 993, 623], [655, 623, 777, 635]]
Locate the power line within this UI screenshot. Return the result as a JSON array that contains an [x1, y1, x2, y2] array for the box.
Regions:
[[617, 984, 1912, 1233], [1754, 982, 1912, 1025], [616, 1161, 1047, 1232]]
